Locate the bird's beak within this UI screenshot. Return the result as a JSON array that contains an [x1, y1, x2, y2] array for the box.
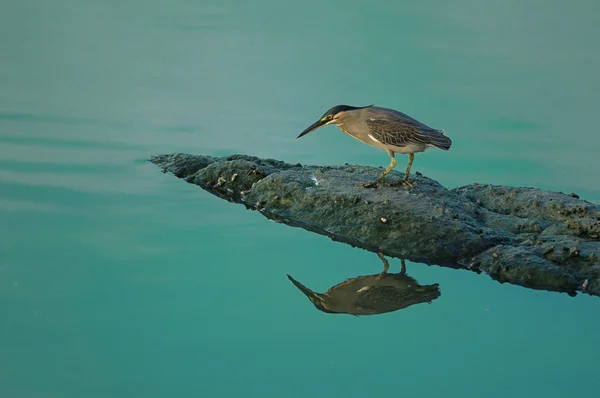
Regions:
[[297, 118, 327, 139], [287, 274, 323, 307]]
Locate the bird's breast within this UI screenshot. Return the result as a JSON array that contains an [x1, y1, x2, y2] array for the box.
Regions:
[[336, 123, 360, 139], [336, 121, 387, 150], [337, 123, 350, 135]]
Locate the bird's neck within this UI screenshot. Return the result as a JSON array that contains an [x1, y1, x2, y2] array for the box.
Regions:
[[335, 121, 350, 135], [334, 111, 361, 135]]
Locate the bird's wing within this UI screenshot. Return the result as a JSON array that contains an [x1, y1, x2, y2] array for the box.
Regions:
[[325, 275, 379, 294], [355, 284, 441, 313], [365, 110, 451, 150]]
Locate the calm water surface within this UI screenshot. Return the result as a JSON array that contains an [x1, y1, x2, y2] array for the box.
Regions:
[[2, 1, 600, 397]]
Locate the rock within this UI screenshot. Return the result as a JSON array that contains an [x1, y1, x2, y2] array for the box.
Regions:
[[149, 153, 600, 297]]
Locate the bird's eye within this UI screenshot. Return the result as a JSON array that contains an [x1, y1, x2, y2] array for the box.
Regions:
[[328, 114, 333, 120]]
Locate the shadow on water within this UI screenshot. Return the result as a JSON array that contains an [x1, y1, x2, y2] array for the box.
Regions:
[[286, 253, 441, 316]]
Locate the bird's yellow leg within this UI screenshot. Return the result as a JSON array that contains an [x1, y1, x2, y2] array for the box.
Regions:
[[376, 252, 390, 280], [401, 153, 415, 187], [400, 258, 407, 275], [363, 151, 396, 188]]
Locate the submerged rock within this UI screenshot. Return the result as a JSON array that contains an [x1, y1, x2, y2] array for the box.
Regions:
[[150, 153, 600, 297]]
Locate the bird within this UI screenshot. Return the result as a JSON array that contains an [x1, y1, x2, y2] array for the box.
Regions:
[[286, 253, 441, 316], [297, 104, 452, 187]]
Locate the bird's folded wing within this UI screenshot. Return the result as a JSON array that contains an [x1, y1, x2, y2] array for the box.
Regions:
[[366, 118, 449, 149], [366, 119, 436, 147], [356, 285, 440, 312]]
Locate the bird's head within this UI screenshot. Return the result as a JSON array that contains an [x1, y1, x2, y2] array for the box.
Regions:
[[297, 104, 373, 138], [286, 274, 338, 314]]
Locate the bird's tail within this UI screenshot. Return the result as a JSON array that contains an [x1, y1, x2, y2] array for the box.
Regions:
[[429, 130, 452, 150], [418, 283, 442, 303]]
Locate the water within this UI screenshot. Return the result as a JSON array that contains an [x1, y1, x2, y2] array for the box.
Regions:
[[1, 1, 599, 396]]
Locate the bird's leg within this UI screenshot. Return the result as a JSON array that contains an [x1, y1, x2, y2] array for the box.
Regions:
[[376, 252, 390, 280], [363, 151, 396, 188], [400, 258, 406, 275], [400, 153, 415, 187]]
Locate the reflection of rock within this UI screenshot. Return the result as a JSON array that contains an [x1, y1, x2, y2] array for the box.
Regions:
[[287, 253, 441, 316], [150, 153, 600, 297]]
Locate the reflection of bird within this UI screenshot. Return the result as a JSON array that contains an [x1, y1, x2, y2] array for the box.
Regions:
[[297, 104, 451, 187], [286, 253, 441, 316]]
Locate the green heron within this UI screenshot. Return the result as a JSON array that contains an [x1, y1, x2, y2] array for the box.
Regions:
[[286, 253, 441, 316], [297, 104, 452, 187]]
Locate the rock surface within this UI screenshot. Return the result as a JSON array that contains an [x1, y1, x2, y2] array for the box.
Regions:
[[150, 153, 600, 297]]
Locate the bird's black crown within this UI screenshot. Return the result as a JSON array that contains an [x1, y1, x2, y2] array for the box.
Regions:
[[322, 104, 373, 118]]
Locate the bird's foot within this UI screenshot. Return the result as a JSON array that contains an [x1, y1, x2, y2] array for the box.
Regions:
[[376, 271, 387, 280], [361, 181, 380, 189], [393, 179, 414, 188]]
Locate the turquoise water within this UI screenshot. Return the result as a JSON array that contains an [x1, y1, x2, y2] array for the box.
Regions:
[[2, 1, 600, 396]]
